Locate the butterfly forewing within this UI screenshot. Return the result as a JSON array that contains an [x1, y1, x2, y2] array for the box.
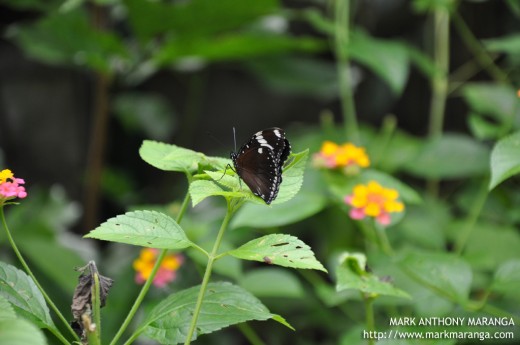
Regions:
[[231, 127, 291, 204]]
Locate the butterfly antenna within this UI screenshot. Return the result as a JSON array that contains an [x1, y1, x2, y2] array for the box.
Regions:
[[232, 126, 237, 153]]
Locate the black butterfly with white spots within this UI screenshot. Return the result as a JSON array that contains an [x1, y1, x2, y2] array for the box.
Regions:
[[230, 127, 291, 205]]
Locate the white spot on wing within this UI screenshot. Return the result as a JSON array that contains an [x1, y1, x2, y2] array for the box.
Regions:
[[257, 147, 263, 154]]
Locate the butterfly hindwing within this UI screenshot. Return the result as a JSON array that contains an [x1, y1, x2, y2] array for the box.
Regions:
[[231, 127, 291, 204]]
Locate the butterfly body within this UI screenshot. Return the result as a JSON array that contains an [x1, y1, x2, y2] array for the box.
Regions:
[[230, 127, 291, 205]]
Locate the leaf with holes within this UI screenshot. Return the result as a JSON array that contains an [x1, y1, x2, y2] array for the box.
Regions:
[[229, 234, 327, 272], [0, 263, 55, 331], [139, 282, 292, 344], [85, 210, 193, 249]]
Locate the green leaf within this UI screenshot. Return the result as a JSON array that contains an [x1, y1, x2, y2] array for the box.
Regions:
[[113, 93, 176, 141], [484, 34, 520, 56], [336, 252, 411, 299], [139, 140, 206, 173], [155, 34, 324, 65], [9, 9, 128, 73], [462, 83, 520, 126], [246, 56, 338, 100], [239, 268, 304, 298], [398, 250, 472, 304], [231, 188, 327, 229], [126, 0, 279, 40], [190, 150, 308, 206], [491, 260, 520, 301], [229, 234, 327, 272], [489, 131, 520, 190], [403, 134, 490, 179], [0, 263, 54, 330], [458, 222, 520, 270], [0, 295, 16, 321], [85, 210, 193, 249], [0, 318, 48, 345], [349, 31, 409, 95], [140, 282, 292, 344]]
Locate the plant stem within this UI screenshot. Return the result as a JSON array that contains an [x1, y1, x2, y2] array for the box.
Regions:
[[0, 207, 80, 343], [184, 200, 235, 345], [364, 295, 375, 345], [238, 323, 266, 345], [87, 272, 102, 345], [451, 11, 509, 84], [110, 191, 192, 345], [333, 0, 359, 142], [374, 224, 394, 256], [428, 7, 450, 138], [455, 181, 488, 255]]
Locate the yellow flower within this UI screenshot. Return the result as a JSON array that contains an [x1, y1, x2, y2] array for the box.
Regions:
[[133, 248, 184, 287], [313, 141, 370, 171], [345, 180, 404, 225], [0, 169, 14, 183]]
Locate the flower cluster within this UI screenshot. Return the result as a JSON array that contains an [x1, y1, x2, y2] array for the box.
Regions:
[[0, 169, 27, 203], [133, 248, 184, 288], [344, 180, 404, 226], [313, 141, 370, 173]]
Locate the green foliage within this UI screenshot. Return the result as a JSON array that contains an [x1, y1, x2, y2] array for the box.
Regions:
[[138, 282, 292, 344], [0, 263, 54, 331], [398, 251, 472, 305], [335, 252, 410, 299], [85, 210, 193, 249], [489, 131, 520, 190], [229, 234, 327, 272]]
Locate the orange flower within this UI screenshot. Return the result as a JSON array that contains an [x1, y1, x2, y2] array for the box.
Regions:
[[344, 181, 404, 225], [133, 248, 184, 288], [313, 141, 370, 173]]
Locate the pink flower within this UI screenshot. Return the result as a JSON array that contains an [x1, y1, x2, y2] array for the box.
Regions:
[[133, 248, 184, 288], [0, 169, 27, 202]]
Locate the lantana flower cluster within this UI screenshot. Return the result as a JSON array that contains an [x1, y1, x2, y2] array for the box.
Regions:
[[133, 248, 184, 288], [344, 180, 404, 226], [313, 141, 370, 173], [0, 169, 27, 204]]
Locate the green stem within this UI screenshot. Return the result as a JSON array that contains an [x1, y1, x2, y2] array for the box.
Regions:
[[87, 272, 102, 345], [455, 181, 488, 255], [374, 224, 394, 256], [238, 323, 266, 345], [0, 207, 80, 343], [184, 200, 236, 345], [364, 295, 375, 345], [428, 6, 450, 138], [111, 191, 192, 345], [333, 0, 359, 142], [451, 11, 509, 84]]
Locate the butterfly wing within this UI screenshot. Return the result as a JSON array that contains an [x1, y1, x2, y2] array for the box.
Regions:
[[231, 128, 291, 204]]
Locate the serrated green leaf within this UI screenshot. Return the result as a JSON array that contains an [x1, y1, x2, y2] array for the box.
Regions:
[[403, 134, 490, 179], [239, 268, 304, 298], [140, 282, 292, 344], [0, 318, 48, 345], [398, 250, 472, 304], [85, 210, 193, 249], [229, 234, 327, 272], [489, 131, 520, 190], [0, 263, 54, 330], [0, 295, 16, 321], [139, 140, 206, 173], [190, 150, 308, 206], [336, 252, 410, 299]]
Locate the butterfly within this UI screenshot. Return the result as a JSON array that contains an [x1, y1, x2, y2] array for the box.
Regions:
[[230, 127, 291, 205]]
